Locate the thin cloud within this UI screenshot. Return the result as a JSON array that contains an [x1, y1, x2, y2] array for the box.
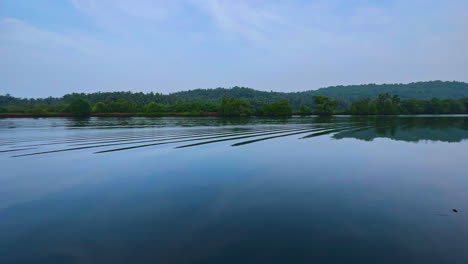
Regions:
[[0, 18, 87, 53], [0, 0, 467, 97], [191, 0, 292, 44]]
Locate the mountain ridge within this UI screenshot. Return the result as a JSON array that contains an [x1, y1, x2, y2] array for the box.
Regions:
[[2, 81, 468, 109]]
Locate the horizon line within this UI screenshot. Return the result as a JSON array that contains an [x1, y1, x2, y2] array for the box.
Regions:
[[2, 80, 466, 99]]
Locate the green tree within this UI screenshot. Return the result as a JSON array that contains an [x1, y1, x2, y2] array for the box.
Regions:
[[106, 99, 135, 113], [219, 96, 253, 117], [29, 105, 48, 116], [68, 98, 92, 117], [93, 102, 107, 113], [427, 98, 448, 114], [257, 101, 293, 116], [6, 105, 25, 113], [299, 105, 312, 115], [145, 102, 166, 113], [447, 99, 465, 114], [348, 98, 373, 115], [374, 94, 400, 115], [460, 98, 468, 114], [400, 99, 425, 114], [313, 96, 338, 115]]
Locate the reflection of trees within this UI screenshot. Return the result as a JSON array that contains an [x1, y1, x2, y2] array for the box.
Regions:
[[65, 116, 299, 130], [313, 116, 337, 124], [65, 116, 468, 143], [68, 117, 92, 127], [333, 116, 468, 143]]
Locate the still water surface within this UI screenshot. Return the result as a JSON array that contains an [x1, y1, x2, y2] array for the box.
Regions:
[[1, 116, 467, 263]]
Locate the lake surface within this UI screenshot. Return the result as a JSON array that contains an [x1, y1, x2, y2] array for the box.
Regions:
[[1, 116, 467, 264]]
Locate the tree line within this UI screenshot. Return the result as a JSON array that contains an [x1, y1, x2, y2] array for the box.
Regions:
[[2, 81, 468, 110], [1, 94, 467, 117], [346, 94, 468, 115]]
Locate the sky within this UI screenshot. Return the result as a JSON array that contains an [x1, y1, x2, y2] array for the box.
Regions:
[[1, 0, 468, 98]]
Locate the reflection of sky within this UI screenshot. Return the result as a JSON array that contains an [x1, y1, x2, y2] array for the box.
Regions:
[[1, 116, 468, 209], [1, 117, 468, 262]]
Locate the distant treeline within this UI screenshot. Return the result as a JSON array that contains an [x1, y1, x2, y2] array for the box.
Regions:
[[346, 94, 468, 115], [2, 81, 468, 110], [0, 96, 294, 117], [1, 94, 467, 117]]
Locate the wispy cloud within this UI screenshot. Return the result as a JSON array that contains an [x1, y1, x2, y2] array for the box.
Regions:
[[69, 0, 179, 21], [0, 18, 90, 54], [69, 0, 182, 35], [191, 0, 293, 44], [0, 0, 467, 97]]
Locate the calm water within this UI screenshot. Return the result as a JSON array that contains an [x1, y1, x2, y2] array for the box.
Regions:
[[1, 116, 467, 264]]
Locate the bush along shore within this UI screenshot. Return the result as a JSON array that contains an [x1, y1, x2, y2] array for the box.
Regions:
[[1, 94, 468, 118]]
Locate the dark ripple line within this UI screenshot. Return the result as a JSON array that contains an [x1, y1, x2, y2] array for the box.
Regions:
[[9, 125, 313, 149], [299, 125, 366, 139], [9, 130, 221, 147], [230, 126, 352, 147], [177, 127, 335, 149], [66, 128, 257, 146], [67, 125, 313, 147], [7, 125, 308, 147], [0, 128, 205, 145], [12, 126, 316, 157], [0, 147, 38, 153], [5, 132, 176, 146], [1, 121, 315, 145], [231, 125, 369, 147], [5, 128, 238, 147], [0, 135, 130, 146], [94, 127, 321, 154]]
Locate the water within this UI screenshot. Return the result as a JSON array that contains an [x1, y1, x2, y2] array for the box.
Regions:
[[0, 116, 467, 264]]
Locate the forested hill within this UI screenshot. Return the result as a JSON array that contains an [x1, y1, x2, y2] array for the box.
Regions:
[[169, 81, 468, 108], [307, 81, 468, 102], [1, 81, 468, 109]]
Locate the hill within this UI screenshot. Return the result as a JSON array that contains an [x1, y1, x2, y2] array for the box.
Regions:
[[1, 81, 468, 110], [308, 81, 468, 102]]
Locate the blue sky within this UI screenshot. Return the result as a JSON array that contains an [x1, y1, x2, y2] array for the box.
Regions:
[[1, 0, 467, 97]]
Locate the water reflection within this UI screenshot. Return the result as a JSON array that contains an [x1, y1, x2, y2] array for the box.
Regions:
[[333, 116, 468, 143], [1, 116, 467, 158], [1, 116, 468, 263]]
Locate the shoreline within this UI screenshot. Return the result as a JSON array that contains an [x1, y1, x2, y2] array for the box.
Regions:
[[0, 112, 221, 118], [1, 113, 467, 118]]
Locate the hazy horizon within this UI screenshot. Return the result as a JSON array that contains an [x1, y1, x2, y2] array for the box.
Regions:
[[2, 0, 468, 98], [2, 80, 467, 99]]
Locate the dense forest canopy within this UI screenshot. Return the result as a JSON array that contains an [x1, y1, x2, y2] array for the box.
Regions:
[[308, 81, 468, 102], [2, 81, 468, 110]]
